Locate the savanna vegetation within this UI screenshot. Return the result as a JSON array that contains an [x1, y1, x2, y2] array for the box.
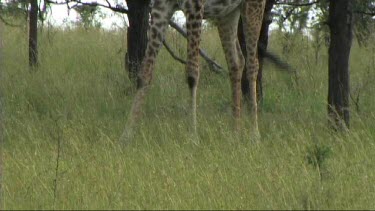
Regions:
[[1, 12, 375, 208]]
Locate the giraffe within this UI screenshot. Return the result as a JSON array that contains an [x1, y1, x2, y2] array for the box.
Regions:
[[122, 0, 266, 140]]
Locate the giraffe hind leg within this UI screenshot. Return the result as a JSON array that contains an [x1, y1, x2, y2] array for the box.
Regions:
[[217, 9, 244, 131]]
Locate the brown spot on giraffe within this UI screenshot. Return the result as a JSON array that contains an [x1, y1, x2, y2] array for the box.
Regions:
[[121, 0, 266, 141]]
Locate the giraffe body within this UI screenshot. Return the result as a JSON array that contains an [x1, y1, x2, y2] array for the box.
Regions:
[[122, 0, 266, 140]]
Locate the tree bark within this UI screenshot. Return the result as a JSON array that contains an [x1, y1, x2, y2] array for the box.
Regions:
[[29, 0, 38, 68], [328, 0, 353, 130], [239, 0, 275, 105], [125, 0, 150, 85]]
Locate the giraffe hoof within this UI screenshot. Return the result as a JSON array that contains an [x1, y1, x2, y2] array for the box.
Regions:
[[251, 128, 261, 143], [119, 127, 135, 144], [190, 133, 200, 146]]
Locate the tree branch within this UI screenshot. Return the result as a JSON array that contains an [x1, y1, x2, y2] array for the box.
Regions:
[[275, 0, 320, 7], [163, 40, 187, 65], [354, 10, 375, 17]]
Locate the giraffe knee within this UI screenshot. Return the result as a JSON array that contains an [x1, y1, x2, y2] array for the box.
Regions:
[[186, 64, 199, 90], [229, 59, 245, 82], [137, 70, 151, 89], [136, 77, 146, 89], [239, 55, 245, 71], [246, 60, 259, 81], [247, 70, 258, 81], [187, 76, 196, 90]]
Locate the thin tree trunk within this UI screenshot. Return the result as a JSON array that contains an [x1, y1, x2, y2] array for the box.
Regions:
[[328, 0, 353, 130], [0, 133, 2, 210], [239, 0, 275, 105], [0, 22, 3, 210], [29, 0, 38, 68], [126, 0, 150, 85], [0, 98, 2, 211]]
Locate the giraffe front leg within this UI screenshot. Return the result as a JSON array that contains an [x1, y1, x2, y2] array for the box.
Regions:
[[185, 3, 203, 134], [246, 60, 260, 138], [121, 4, 175, 142], [120, 54, 155, 142]]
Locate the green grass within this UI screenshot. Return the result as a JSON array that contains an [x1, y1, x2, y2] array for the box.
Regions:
[[1, 24, 375, 209]]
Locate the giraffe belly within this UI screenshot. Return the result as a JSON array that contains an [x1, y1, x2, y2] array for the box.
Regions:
[[175, 0, 243, 20], [203, 0, 243, 19]]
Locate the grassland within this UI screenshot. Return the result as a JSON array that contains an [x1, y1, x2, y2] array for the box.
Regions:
[[1, 23, 375, 209]]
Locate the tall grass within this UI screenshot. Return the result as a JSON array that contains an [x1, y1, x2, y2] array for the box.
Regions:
[[1, 24, 375, 209]]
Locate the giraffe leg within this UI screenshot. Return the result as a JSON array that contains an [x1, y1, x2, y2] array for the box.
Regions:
[[121, 3, 176, 142], [184, 1, 203, 134], [241, 0, 266, 139], [217, 9, 244, 131]]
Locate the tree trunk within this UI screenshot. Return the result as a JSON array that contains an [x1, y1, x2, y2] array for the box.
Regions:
[[0, 25, 2, 211], [328, 0, 353, 130], [126, 0, 150, 85], [0, 143, 2, 209], [239, 0, 275, 105], [0, 23, 3, 211], [29, 0, 38, 68], [0, 113, 2, 211]]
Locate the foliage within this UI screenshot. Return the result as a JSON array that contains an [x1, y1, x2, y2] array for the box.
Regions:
[[273, 0, 375, 43], [354, 0, 375, 45], [0, 0, 28, 16], [0, 0, 29, 26], [0, 0, 107, 29], [306, 144, 332, 169], [73, 4, 104, 29]]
